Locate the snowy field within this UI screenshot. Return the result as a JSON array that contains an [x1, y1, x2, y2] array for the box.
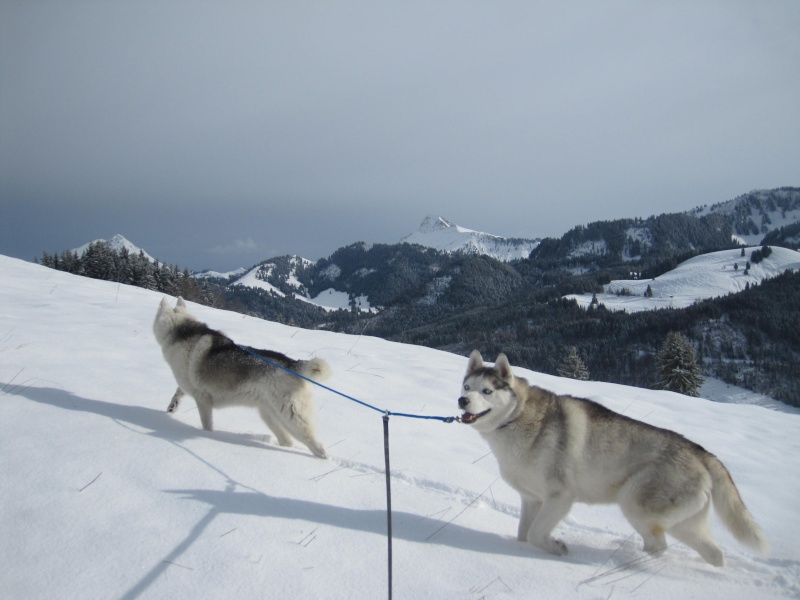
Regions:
[[1, 254, 798, 599], [566, 246, 800, 313]]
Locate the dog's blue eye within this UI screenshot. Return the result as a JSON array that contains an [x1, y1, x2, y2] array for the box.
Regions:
[[482, 389, 492, 395], [464, 384, 471, 391]]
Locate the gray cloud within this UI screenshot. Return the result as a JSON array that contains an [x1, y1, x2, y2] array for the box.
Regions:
[[2, 1, 798, 271], [210, 238, 259, 256]]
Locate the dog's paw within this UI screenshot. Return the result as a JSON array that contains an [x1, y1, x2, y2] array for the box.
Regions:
[[551, 538, 568, 556], [533, 536, 568, 556], [308, 444, 328, 459]]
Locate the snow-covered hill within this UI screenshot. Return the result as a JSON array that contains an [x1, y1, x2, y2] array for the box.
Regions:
[[401, 216, 540, 262], [73, 233, 157, 263], [193, 267, 247, 280], [566, 246, 800, 313], [231, 256, 373, 312], [231, 256, 312, 295], [691, 187, 800, 246], [2, 254, 798, 599]]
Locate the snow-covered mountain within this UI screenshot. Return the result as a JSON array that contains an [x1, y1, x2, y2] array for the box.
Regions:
[[566, 245, 800, 312], [72, 234, 157, 263], [690, 187, 800, 246], [2, 253, 798, 599], [401, 216, 540, 262]]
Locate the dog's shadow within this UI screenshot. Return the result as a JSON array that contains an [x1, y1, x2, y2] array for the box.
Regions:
[[2, 381, 287, 453], [165, 486, 548, 558], [7, 381, 625, 564], [8, 381, 533, 556]]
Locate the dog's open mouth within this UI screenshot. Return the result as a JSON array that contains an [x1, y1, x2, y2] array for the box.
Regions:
[[461, 409, 491, 424]]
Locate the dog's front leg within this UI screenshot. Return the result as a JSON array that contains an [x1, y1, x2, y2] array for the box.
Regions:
[[525, 492, 573, 556], [518, 496, 541, 542]]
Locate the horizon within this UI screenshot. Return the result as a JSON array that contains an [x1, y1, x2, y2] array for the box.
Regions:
[[24, 185, 800, 274]]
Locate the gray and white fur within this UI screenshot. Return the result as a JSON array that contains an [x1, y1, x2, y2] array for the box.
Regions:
[[458, 350, 768, 566], [153, 297, 329, 458]]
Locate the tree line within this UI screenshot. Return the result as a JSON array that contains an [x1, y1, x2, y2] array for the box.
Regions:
[[38, 242, 222, 306], [37, 235, 800, 407]]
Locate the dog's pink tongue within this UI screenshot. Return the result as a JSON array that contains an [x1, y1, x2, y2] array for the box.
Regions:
[[461, 412, 476, 424]]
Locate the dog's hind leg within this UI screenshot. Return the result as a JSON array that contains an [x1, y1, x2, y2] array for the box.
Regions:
[[167, 387, 185, 413], [195, 393, 214, 431], [668, 497, 725, 567], [620, 502, 668, 556], [627, 518, 668, 557], [273, 394, 327, 459], [284, 419, 327, 459], [257, 405, 295, 448]]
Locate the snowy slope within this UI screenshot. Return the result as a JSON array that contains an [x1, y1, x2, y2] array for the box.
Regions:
[[566, 246, 800, 313], [231, 257, 373, 312], [193, 267, 247, 280], [692, 188, 800, 247], [401, 216, 539, 262], [230, 257, 312, 295], [1, 254, 799, 599]]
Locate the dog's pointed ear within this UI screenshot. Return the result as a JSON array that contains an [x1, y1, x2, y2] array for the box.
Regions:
[[495, 353, 514, 382], [176, 297, 186, 308], [158, 297, 171, 312], [467, 350, 484, 374]]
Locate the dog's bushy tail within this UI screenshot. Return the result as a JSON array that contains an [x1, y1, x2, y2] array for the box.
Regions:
[[298, 357, 332, 382], [704, 454, 769, 555]]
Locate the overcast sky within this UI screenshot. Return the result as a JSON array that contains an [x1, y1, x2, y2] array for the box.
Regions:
[[2, 1, 798, 272]]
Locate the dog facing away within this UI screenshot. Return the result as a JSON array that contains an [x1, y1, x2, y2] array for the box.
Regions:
[[458, 350, 769, 566], [153, 297, 329, 458]]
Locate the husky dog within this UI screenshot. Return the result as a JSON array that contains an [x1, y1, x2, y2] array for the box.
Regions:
[[458, 351, 768, 566], [153, 297, 329, 458]]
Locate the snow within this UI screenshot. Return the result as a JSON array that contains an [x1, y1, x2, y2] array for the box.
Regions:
[[306, 288, 373, 312], [2, 253, 799, 599], [566, 246, 800, 313], [231, 260, 373, 312], [401, 216, 539, 262], [194, 268, 247, 280], [692, 189, 800, 248], [231, 265, 285, 295]]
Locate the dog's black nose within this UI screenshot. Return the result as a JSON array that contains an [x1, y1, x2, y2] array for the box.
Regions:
[[458, 396, 470, 409]]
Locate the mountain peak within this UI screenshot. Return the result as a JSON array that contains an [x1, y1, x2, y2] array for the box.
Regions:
[[401, 217, 539, 262], [73, 235, 156, 263], [417, 215, 454, 233]]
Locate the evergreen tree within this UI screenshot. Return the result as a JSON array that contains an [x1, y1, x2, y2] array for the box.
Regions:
[[83, 241, 112, 279], [139, 260, 157, 290], [201, 281, 215, 306], [557, 346, 590, 380], [657, 331, 704, 396]]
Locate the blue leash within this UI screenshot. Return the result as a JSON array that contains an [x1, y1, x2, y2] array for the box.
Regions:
[[237, 343, 459, 600], [236, 345, 459, 423]]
